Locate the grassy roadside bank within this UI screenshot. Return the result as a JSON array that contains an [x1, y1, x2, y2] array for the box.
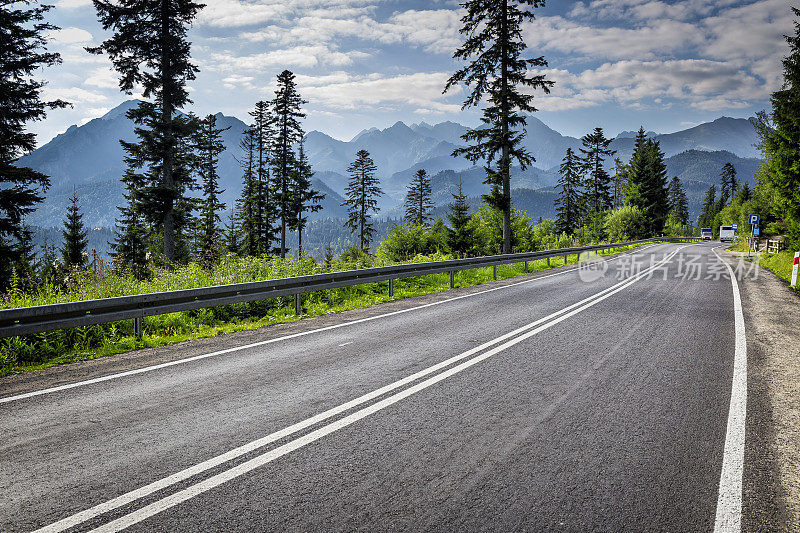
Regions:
[[0, 244, 647, 377], [726, 240, 798, 291]]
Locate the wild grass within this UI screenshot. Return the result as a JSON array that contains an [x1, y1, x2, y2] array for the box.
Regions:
[[0, 244, 644, 376]]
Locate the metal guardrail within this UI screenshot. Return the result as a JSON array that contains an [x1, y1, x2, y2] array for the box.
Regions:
[[0, 237, 697, 339]]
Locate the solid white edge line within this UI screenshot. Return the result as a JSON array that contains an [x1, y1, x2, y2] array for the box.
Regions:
[[86, 247, 681, 533], [35, 246, 682, 533], [712, 248, 747, 533], [1, 243, 662, 405]]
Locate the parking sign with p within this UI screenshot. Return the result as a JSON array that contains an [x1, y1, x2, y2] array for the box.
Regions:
[[749, 214, 760, 225]]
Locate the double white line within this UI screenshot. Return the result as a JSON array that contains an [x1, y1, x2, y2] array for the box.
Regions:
[[36, 248, 683, 533]]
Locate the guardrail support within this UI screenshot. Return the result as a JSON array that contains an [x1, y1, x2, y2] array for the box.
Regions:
[[547, 257, 550, 267], [564, 254, 567, 264], [524, 261, 528, 273], [294, 293, 302, 315], [389, 278, 394, 297], [493, 265, 497, 280], [134, 316, 142, 341], [449, 271, 455, 288]]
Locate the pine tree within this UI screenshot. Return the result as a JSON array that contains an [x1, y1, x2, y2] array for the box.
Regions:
[[667, 176, 689, 226], [236, 126, 259, 256], [612, 157, 627, 209], [763, 7, 800, 247], [444, 0, 553, 254], [223, 212, 240, 255], [626, 128, 669, 235], [698, 185, 717, 230], [88, 0, 204, 267], [250, 100, 277, 255], [580, 127, 615, 216], [194, 114, 227, 264], [61, 188, 88, 267], [719, 162, 737, 200], [290, 139, 323, 256], [270, 70, 306, 258], [404, 169, 434, 225], [342, 150, 383, 251], [0, 1, 69, 287], [111, 164, 149, 278], [739, 182, 752, 202], [446, 178, 473, 257], [554, 148, 583, 235]]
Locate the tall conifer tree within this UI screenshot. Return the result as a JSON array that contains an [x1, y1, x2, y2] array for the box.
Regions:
[[667, 176, 689, 226], [89, 0, 204, 267], [270, 70, 306, 258], [404, 169, 434, 225], [719, 162, 737, 200], [290, 139, 323, 256], [61, 188, 88, 267], [444, 0, 553, 254], [249, 100, 276, 255], [194, 114, 227, 263], [579, 127, 615, 216], [554, 148, 583, 235], [342, 150, 383, 252], [446, 179, 473, 257], [1, 0, 69, 287]]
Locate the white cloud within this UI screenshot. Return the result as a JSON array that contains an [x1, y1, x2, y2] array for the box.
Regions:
[[48, 27, 93, 44], [84, 67, 119, 89], [55, 0, 93, 8], [41, 87, 108, 104], [205, 45, 369, 72]]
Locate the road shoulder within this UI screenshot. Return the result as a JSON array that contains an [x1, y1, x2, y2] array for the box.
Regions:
[[721, 251, 800, 531]]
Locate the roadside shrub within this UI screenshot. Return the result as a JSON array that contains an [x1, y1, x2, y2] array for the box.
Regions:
[[605, 205, 646, 242], [376, 222, 448, 263]]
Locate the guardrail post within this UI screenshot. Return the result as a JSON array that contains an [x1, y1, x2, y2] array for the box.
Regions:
[[547, 257, 550, 267], [134, 316, 142, 341], [449, 270, 455, 288], [294, 293, 302, 315], [389, 278, 394, 297], [563, 254, 567, 264], [493, 265, 497, 280], [524, 261, 528, 273]]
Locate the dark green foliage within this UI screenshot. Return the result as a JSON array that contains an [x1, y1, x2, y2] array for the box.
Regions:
[[251, 101, 277, 255], [342, 150, 383, 251], [194, 114, 227, 264], [554, 148, 583, 235], [612, 157, 627, 209], [762, 7, 800, 248], [61, 189, 88, 267], [446, 179, 473, 257], [444, 0, 553, 253], [738, 182, 752, 202], [291, 139, 323, 256], [579, 127, 615, 215], [667, 176, 689, 226], [719, 162, 738, 199], [698, 185, 717, 230], [0, 0, 69, 287], [404, 169, 434, 225], [626, 128, 670, 236], [270, 70, 306, 258], [88, 0, 204, 266]]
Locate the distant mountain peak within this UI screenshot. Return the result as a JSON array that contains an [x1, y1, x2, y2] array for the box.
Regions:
[[101, 99, 141, 120]]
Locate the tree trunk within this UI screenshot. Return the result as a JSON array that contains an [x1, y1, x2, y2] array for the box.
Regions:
[[160, 0, 175, 267], [500, 0, 511, 254]]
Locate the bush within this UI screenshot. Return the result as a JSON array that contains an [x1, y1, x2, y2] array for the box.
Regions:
[[605, 205, 646, 242], [466, 205, 533, 256], [376, 222, 448, 263]]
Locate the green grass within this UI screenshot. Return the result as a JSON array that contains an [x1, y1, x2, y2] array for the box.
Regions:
[[0, 244, 646, 376], [756, 250, 799, 290]]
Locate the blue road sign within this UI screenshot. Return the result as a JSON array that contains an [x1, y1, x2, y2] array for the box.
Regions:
[[754, 227, 760, 236], [732, 224, 738, 230], [749, 214, 760, 225]]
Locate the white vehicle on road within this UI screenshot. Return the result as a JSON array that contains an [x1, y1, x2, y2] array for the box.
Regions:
[[700, 228, 713, 240], [719, 225, 735, 243]]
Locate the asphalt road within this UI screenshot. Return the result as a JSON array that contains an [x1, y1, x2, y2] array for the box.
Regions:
[[0, 242, 745, 532]]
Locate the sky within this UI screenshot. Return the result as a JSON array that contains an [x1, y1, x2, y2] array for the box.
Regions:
[[30, 0, 793, 145]]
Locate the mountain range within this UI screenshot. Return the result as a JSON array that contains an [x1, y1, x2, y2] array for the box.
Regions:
[[18, 100, 762, 232]]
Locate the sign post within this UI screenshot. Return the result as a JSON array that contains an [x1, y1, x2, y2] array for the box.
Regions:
[[792, 252, 799, 289], [748, 214, 760, 258]]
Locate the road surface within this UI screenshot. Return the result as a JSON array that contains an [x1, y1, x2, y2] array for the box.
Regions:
[[0, 242, 747, 532]]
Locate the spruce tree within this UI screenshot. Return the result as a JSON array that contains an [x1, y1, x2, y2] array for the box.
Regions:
[[290, 139, 323, 256], [612, 157, 627, 209], [236, 126, 259, 256], [111, 168, 149, 279], [763, 7, 800, 246], [271, 70, 306, 258], [250, 100, 277, 255], [739, 182, 752, 202], [719, 162, 738, 199], [404, 169, 434, 225], [554, 148, 583, 235], [194, 114, 227, 264], [61, 188, 89, 267], [88, 0, 204, 267], [580, 127, 615, 216], [444, 0, 553, 254], [0, 0, 69, 287], [667, 176, 689, 226], [342, 150, 383, 251], [446, 178, 473, 257], [698, 185, 717, 230], [626, 128, 670, 235]]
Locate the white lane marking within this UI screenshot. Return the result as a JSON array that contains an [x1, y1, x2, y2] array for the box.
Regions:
[[713, 248, 747, 533], [36, 247, 680, 533], [1, 243, 662, 405], [338, 342, 353, 347]]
